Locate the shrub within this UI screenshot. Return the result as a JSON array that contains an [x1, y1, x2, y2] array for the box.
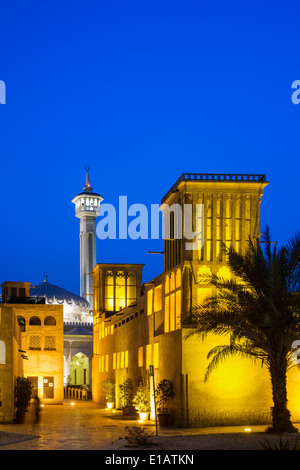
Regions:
[[14, 377, 33, 421], [102, 378, 115, 403], [119, 378, 133, 408], [259, 437, 299, 450], [132, 384, 151, 412], [156, 379, 174, 414], [124, 426, 152, 447]]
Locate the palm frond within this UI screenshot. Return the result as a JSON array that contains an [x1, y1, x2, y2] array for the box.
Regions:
[[183, 227, 300, 396], [204, 342, 266, 381]]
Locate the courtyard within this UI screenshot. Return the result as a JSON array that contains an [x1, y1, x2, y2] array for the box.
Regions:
[[0, 398, 299, 451]]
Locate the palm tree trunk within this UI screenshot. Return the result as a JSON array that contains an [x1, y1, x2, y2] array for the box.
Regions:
[[269, 362, 297, 433]]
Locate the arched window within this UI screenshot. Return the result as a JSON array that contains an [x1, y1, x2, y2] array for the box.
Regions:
[[29, 316, 41, 326], [17, 316, 26, 332], [44, 316, 56, 326], [0, 341, 6, 364]]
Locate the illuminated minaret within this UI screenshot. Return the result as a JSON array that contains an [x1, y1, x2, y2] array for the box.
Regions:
[[72, 167, 103, 310]]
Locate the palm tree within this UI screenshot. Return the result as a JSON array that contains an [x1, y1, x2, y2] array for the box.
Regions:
[[184, 228, 300, 433]]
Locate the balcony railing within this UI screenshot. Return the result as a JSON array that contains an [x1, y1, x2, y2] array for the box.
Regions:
[[161, 173, 267, 203]]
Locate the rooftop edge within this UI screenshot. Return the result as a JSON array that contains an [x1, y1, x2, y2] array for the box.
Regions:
[[161, 172, 267, 203]]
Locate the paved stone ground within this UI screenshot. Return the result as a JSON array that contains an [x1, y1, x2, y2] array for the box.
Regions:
[[0, 398, 298, 451], [0, 399, 130, 450]]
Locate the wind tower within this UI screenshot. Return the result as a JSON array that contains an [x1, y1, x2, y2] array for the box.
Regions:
[[72, 167, 103, 311]]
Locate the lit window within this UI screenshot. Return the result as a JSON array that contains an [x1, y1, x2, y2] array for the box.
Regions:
[[104, 270, 137, 312], [164, 296, 170, 333], [165, 275, 169, 294], [175, 290, 181, 329], [147, 289, 153, 316], [170, 294, 175, 331], [127, 272, 136, 305], [138, 347, 143, 367], [217, 266, 231, 281], [94, 332, 99, 355], [165, 269, 182, 333], [115, 272, 126, 310], [170, 272, 175, 291], [175, 269, 181, 288], [113, 353, 116, 370], [125, 351, 128, 368], [105, 271, 114, 311], [154, 285, 162, 312], [146, 344, 152, 370], [197, 266, 211, 283], [105, 355, 109, 372]]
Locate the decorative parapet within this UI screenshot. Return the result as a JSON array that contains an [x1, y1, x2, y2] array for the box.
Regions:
[[161, 173, 267, 203]]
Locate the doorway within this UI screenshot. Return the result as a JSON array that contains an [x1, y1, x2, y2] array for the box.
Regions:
[[70, 352, 89, 386]]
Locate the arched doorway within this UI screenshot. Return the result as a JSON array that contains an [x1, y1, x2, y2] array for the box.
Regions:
[[69, 352, 89, 386]]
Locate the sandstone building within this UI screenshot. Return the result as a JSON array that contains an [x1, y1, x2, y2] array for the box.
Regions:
[[0, 303, 23, 423], [0, 282, 64, 421], [91, 173, 300, 426]]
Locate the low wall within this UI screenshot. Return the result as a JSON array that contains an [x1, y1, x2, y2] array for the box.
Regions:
[[64, 387, 92, 400]]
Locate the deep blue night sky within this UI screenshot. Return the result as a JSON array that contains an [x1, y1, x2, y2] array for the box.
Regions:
[[0, 0, 299, 295]]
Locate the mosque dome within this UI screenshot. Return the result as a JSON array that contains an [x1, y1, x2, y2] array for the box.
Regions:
[[30, 275, 90, 322], [64, 326, 93, 336]]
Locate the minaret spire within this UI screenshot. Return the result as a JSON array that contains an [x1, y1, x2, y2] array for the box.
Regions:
[[83, 165, 93, 192]]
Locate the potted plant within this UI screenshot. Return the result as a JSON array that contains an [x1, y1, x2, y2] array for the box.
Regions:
[[102, 378, 115, 409], [14, 377, 33, 424], [155, 379, 174, 426], [132, 384, 151, 421], [119, 378, 133, 415]]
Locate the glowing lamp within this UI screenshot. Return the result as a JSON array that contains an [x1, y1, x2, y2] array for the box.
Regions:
[[138, 412, 148, 422]]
